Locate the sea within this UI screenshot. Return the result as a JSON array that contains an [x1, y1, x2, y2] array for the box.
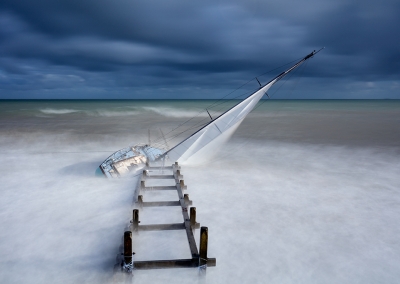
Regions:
[[0, 99, 399, 283]]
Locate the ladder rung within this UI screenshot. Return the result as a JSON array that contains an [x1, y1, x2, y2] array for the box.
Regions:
[[134, 258, 197, 269], [142, 186, 177, 190], [134, 257, 216, 269], [139, 223, 185, 231], [142, 201, 181, 207], [144, 175, 175, 179], [146, 166, 174, 170]]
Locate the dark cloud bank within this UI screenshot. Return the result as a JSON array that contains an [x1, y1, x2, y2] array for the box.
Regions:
[[0, 0, 399, 99]]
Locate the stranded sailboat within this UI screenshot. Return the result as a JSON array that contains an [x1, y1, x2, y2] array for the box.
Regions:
[[98, 49, 322, 178]]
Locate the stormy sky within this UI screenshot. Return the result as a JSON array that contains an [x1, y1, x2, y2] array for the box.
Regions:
[[0, 0, 399, 99]]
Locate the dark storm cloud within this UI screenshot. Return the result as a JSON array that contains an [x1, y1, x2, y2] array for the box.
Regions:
[[0, 0, 399, 98]]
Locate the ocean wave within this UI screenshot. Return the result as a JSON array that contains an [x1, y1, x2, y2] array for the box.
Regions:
[[39, 108, 79, 114], [87, 110, 140, 117], [142, 106, 210, 118], [39, 106, 217, 118]]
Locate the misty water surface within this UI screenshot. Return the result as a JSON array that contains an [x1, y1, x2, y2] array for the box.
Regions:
[[0, 100, 399, 283]]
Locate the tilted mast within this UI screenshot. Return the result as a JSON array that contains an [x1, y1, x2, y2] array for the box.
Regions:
[[161, 49, 322, 163]]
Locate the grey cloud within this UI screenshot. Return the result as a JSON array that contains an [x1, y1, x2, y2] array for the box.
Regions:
[[0, 0, 399, 98]]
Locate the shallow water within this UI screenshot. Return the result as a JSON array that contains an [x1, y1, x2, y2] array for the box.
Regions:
[[0, 100, 399, 283]]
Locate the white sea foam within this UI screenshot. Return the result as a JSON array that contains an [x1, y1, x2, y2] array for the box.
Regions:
[[1, 101, 399, 284], [40, 108, 79, 114], [87, 110, 140, 117], [39, 106, 218, 118], [142, 106, 210, 118]]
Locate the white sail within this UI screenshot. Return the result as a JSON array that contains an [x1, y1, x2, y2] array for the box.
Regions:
[[162, 50, 320, 163]]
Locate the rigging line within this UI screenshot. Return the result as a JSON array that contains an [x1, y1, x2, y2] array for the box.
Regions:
[[150, 51, 319, 156], [156, 120, 210, 146], [201, 83, 259, 120], [239, 62, 310, 145], [201, 56, 305, 115], [201, 79, 257, 108], [206, 109, 213, 120], [149, 57, 304, 145], [154, 74, 285, 147], [257, 58, 301, 78], [215, 67, 302, 143], [252, 63, 301, 113], [206, 89, 255, 112], [208, 89, 258, 113], [164, 80, 275, 146], [252, 57, 309, 118], [178, 62, 308, 156], [161, 53, 319, 159], [150, 117, 212, 147], [148, 110, 208, 146], [278, 61, 308, 102], [145, 54, 310, 146], [145, 121, 210, 154], [149, 88, 257, 145], [151, 94, 247, 145], [222, 72, 299, 151], [159, 128, 170, 150], [149, 88, 254, 145], [150, 114, 210, 146], [204, 57, 303, 110], [150, 89, 253, 145], [270, 58, 308, 99], [152, 87, 257, 145], [287, 60, 308, 95], [197, 58, 303, 120], [159, 105, 228, 144]]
